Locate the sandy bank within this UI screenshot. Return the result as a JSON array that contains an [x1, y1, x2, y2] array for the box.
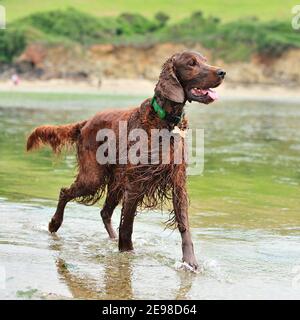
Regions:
[[0, 78, 299, 103]]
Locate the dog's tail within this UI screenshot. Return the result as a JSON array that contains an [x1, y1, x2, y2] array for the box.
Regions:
[[26, 120, 87, 153]]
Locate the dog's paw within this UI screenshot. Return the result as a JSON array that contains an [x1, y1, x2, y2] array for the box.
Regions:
[[175, 261, 200, 273], [180, 255, 201, 273], [48, 218, 62, 233], [109, 236, 118, 242]]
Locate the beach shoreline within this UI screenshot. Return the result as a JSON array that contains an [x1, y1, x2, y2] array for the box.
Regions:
[[0, 78, 300, 102]]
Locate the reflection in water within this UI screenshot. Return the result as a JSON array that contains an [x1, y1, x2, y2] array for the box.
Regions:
[[175, 272, 194, 300], [102, 254, 134, 300], [51, 235, 193, 300], [48, 217, 136, 299], [55, 256, 134, 300], [56, 258, 101, 299]]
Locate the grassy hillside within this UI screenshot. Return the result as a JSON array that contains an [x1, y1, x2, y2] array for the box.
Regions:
[[0, 8, 299, 64], [0, 0, 296, 22]]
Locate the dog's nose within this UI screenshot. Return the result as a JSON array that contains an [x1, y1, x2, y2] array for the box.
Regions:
[[217, 69, 226, 79]]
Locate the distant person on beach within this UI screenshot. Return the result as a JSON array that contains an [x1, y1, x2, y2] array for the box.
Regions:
[[11, 74, 20, 86]]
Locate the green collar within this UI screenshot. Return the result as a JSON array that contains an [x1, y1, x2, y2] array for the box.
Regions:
[[151, 96, 184, 125], [151, 96, 166, 120]]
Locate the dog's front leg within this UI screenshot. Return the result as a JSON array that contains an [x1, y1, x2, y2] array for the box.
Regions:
[[172, 181, 198, 271]]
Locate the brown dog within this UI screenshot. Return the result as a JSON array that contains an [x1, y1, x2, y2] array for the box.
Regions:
[[27, 51, 225, 270]]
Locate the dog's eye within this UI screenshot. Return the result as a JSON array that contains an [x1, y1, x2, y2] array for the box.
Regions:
[[188, 60, 197, 67]]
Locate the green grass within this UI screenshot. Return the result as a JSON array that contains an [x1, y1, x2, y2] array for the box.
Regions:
[[1, 7, 299, 64], [1, 0, 296, 22]]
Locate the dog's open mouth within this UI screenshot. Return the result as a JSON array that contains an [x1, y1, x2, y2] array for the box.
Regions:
[[190, 88, 218, 101]]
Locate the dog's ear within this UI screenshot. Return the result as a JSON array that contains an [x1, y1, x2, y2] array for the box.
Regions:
[[155, 54, 185, 103]]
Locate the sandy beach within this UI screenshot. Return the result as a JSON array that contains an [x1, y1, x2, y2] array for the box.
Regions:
[[0, 78, 300, 102]]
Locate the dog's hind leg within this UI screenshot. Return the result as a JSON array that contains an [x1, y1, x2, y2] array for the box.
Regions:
[[118, 189, 142, 252], [49, 146, 106, 233], [100, 186, 122, 239], [48, 172, 100, 232], [48, 181, 100, 233], [48, 186, 72, 233]]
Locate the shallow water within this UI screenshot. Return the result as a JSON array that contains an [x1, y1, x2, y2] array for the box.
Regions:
[[0, 93, 300, 299]]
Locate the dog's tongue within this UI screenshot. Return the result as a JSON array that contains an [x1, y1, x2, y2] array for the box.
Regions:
[[202, 89, 218, 100]]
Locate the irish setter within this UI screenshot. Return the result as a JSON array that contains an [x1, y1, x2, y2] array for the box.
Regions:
[[27, 51, 225, 270]]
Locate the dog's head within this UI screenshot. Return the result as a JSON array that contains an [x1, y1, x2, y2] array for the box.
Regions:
[[155, 51, 225, 104]]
